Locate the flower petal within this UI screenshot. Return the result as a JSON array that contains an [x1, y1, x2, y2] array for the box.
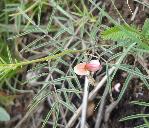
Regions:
[[74, 63, 89, 75], [85, 60, 101, 72]]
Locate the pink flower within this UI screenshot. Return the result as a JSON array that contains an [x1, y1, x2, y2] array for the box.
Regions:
[[74, 60, 101, 75]]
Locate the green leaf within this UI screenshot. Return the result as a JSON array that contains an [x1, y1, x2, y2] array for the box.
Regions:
[[117, 74, 132, 102], [50, 0, 73, 20], [139, 41, 149, 50], [134, 123, 148, 128], [101, 19, 149, 50], [144, 118, 149, 128], [59, 100, 75, 113], [142, 18, 149, 36], [101, 25, 140, 41], [131, 101, 149, 107], [120, 114, 149, 122], [0, 107, 10, 121], [41, 102, 58, 128]]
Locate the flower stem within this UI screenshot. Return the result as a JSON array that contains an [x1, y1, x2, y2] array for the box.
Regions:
[[81, 76, 89, 128]]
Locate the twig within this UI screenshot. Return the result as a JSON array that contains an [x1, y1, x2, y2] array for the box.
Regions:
[[104, 100, 119, 122], [131, 6, 139, 21], [14, 111, 31, 128], [5, 80, 33, 93], [66, 66, 116, 128], [94, 84, 109, 128], [81, 76, 89, 128], [110, 0, 127, 24], [76, 120, 89, 128], [103, 100, 119, 128], [39, 119, 65, 128]]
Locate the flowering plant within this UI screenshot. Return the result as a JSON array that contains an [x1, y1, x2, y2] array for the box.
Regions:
[[74, 60, 101, 75]]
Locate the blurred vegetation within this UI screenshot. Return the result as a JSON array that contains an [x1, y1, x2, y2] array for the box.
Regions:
[[0, 0, 149, 127]]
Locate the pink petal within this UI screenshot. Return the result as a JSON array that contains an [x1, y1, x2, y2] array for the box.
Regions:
[[85, 60, 101, 72], [74, 63, 89, 75]]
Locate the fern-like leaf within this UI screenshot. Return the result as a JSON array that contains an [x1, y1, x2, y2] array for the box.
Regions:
[[142, 18, 149, 36], [101, 25, 140, 41], [0, 49, 83, 81]]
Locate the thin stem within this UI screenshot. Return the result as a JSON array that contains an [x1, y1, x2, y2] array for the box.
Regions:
[[5, 80, 33, 93], [94, 84, 109, 128], [110, 0, 127, 24], [80, 76, 89, 128], [0, 49, 83, 67], [18, 49, 82, 66]]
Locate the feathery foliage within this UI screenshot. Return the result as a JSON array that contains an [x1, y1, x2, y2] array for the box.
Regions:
[[120, 101, 149, 128], [101, 19, 149, 50]]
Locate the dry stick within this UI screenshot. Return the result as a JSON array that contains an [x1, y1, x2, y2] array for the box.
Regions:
[[76, 120, 89, 128], [80, 76, 89, 128], [103, 100, 119, 128], [104, 100, 119, 123], [14, 110, 34, 128], [131, 6, 139, 21], [94, 83, 109, 128], [65, 66, 116, 128]]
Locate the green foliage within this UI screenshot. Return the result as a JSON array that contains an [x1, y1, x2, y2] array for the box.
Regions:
[[101, 19, 149, 127], [0, 1, 96, 127], [94, 1, 149, 126], [101, 19, 149, 50], [131, 101, 149, 107], [101, 25, 140, 41], [0, 44, 18, 82], [0, 49, 82, 81], [0, 106, 10, 121], [120, 101, 149, 128], [142, 19, 149, 36]]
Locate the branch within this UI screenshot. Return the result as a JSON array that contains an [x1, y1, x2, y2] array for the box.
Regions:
[[80, 76, 89, 128]]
